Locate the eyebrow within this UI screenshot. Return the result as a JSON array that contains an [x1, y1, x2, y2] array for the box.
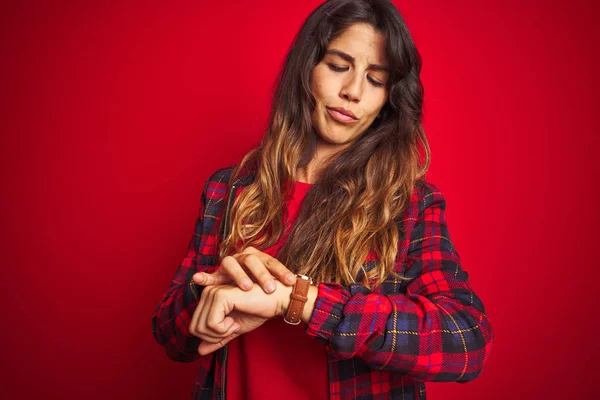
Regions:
[[325, 49, 389, 72]]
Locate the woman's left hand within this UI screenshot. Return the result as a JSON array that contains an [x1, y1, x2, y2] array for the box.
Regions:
[[190, 281, 292, 355], [196, 309, 268, 356]]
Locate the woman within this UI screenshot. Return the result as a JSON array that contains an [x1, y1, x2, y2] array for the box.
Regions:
[[152, 0, 493, 399]]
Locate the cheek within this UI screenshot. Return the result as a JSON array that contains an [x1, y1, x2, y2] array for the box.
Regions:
[[310, 82, 324, 105], [310, 66, 335, 104], [367, 95, 388, 119], [312, 84, 324, 102]]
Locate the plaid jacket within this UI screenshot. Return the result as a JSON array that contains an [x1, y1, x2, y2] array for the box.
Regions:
[[152, 164, 493, 399]]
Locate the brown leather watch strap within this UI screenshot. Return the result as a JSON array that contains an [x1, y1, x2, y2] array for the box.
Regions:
[[284, 274, 312, 325]]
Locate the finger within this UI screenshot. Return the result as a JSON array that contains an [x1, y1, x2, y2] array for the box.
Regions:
[[193, 271, 232, 286], [198, 333, 239, 356], [206, 313, 237, 335], [198, 322, 240, 343], [238, 253, 277, 293], [220, 256, 254, 290], [191, 287, 238, 343], [241, 247, 296, 286], [200, 287, 239, 338], [261, 256, 297, 286], [193, 286, 217, 338], [190, 284, 212, 337], [190, 286, 220, 339], [206, 288, 240, 334]]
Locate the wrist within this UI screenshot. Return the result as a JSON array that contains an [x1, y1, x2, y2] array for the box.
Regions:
[[277, 276, 319, 325], [275, 280, 294, 316], [301, 285, 318, 324]]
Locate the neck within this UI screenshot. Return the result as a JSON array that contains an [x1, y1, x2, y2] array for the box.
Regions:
[[297, 140, 350, 184]]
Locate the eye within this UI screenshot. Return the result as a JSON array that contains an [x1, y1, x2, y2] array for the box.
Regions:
[[327, 63, 348, 72], [367, 76, 384, 88], [327, 63, 385, 88]]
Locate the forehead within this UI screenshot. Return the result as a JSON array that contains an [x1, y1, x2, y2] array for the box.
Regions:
[[327, 23, 387, 66]]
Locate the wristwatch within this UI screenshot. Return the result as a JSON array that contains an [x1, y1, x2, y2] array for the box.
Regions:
[[283, 274, 313, 325]]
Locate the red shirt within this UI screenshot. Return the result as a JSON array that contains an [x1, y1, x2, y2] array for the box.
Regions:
[[227, 181, 329, 399]]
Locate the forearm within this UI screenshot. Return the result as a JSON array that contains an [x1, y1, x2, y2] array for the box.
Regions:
[[275, 276, 490, 382], [303, 281, 493, 382], [152, 249, 219, 362], [152, 277, 204, 362]]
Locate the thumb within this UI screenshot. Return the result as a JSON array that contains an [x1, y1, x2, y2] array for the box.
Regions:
[[193, 271, 232, 286]]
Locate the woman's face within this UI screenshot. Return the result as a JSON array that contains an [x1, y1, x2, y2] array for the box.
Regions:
[[310, 23, 389, 153]]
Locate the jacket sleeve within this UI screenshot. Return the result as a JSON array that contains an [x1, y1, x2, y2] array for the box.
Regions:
[[151, 177, 218, 363], [304, 182, 494, 382]]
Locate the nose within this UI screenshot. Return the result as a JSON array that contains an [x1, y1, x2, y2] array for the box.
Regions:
[[339, 72, 362, 103]]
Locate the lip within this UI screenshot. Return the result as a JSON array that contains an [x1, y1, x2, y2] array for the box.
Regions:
[[326, 107, 358, 124]]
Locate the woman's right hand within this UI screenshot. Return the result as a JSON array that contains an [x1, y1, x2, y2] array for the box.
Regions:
[[192, 246, 296, 294]]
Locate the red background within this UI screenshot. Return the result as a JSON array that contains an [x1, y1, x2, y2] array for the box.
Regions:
[[2, 0, 599, 399]]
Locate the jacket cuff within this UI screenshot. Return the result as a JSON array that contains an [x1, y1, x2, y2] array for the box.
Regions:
[[305, 282, 350, 343]]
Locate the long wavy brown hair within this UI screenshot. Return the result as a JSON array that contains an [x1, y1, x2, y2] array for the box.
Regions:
[[219, 0, 430, 288]]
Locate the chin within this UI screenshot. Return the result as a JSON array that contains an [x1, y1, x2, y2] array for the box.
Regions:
[[319, 133, 353, 146]]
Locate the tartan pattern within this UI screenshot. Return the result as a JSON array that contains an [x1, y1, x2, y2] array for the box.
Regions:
[[152, 165, 493, 399]]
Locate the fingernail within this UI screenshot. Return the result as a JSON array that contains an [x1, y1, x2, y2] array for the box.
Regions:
[[286, 274, 296, 284], [241, 278, 252, 290], [265, 280, 276, 293], [194, 273, 203, 282]]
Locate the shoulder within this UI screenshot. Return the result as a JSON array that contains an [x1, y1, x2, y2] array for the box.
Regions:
[[205, 161, 257, 190], [206, 165, 236, 187], [399, 179, 445, 219], [199, 165, 237, 206], [393, 180, 445, 265], [398, 180, 447, 238], [413, 180, 446, 213]]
